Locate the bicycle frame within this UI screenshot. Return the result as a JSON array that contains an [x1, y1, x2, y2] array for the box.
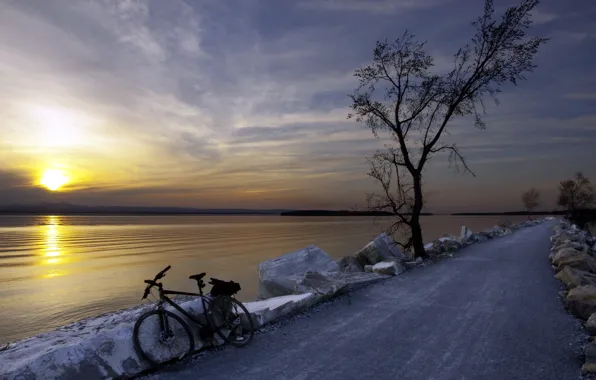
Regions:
[[155, 287, 213, 328]]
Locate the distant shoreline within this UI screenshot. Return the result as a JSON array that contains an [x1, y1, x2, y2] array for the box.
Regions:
[[280, 210, 433, 216], [450, 211, 565, 216], [0, 203, 592, 217]]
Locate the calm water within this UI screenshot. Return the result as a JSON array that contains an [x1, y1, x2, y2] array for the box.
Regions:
[[0, 214, 532, 344]]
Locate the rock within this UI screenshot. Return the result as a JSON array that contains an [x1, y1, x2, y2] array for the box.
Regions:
[[497, 228, 513, 236], [243, 293, 319, 328], [552, 247, 584, 265], [483, 226, 503, 237], [552, 241, 587, 254], [332, 272, 392, 293], [478, 231, 494, 239], [565, 285, 596, 320], [555, 267, 596, 290], [426, 241, 445, 255], [584, 342, 596, 373], [442, 240, 462, 252], [467, 234, 489, 243], [353, 233, 406, 266], [364, 265, 373, 273], [371, 259, 406, 276], [336, 256, 364, 273], [460, 226, 473, 241], [552, 232, 581, 247], [404, 257, 424, 269], [586, 313, 596, 335], [554, 250, 596, 274], [294, 271, 346, 297], [552, 232, 571, 246], [258, 245, 339, 299], [438, 236, 457, 242]]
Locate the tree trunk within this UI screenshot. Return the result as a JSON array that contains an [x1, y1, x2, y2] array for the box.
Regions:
[[411, 174, 427, 258]]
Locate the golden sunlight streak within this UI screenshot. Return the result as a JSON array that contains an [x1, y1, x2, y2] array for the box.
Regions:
[[40, 169, 70, 191], [39, 216, 70, 278]]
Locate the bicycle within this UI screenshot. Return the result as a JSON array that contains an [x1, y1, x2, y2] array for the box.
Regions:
[[133, 265, 255, 366]]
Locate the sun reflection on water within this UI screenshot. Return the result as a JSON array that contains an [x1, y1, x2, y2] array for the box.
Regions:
[[39, 216, 69, 277]]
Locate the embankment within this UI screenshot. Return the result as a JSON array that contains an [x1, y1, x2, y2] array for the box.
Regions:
[[0, 217, 554, 380]]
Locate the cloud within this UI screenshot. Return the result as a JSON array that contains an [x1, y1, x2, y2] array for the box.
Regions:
[[531, 9, 559, 24], [0, 170, 53, 204], [564, 93, 596, 100], [0, 0, 595, 211], [297, 0, 445, 14]]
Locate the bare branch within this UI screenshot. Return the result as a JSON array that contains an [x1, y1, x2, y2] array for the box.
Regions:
[[429, 144, 476, 177]]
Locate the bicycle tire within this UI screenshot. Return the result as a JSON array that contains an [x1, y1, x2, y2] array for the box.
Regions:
[[207, 296, 255, 347], [133, 309, 195, 366]]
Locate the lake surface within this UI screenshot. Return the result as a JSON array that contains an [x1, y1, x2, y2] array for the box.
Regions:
[[0, 214, 537, 344]]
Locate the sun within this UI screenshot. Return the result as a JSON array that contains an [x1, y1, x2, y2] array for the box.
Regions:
[[40, 169, 70, 191]]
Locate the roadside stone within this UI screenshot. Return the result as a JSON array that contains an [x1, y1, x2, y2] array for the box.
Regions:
[[497, 228, 513, 236], [425, 242, 443, 255], [371, 259, 406, 276], [460, 225, 472, 241], [258, 245, 339, 299], [552, 247, 584, 266], [564, 285, 596, 320], [555, 267, 596, 290], [552, 241, 587, 255], [584, 342, 596, 373], [468, 233, 490, 243], [353, 233, 406, 267], [404, 257, 424, 269], [479, 231, 494, 239], [553, 232, 582, 247], [336, 256, 363, 273], [554, 250, 596, 274], [330, 272, 391, 294], [442, 240, 462, 252], [552, 232, 572, 245], [586, 313, 596, 335], [294, 271, 346, 297]]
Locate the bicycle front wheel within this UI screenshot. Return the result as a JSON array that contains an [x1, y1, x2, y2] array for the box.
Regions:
[[207, 296, 254, 347], [133, 310, 195, 366]]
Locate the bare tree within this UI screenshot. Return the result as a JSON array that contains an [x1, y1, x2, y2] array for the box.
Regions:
[[558, 172, 595, 213], [348, 0, 547, 257], [521, 188, 540, 217]]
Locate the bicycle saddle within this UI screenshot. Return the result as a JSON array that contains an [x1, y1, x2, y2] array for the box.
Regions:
[[189, 272, 206, 280]]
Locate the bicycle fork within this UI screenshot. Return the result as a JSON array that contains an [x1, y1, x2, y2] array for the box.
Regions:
[[157, 305, 172, 341]]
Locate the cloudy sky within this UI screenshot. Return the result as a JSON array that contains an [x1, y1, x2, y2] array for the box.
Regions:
[[0, 0, 594, 213]]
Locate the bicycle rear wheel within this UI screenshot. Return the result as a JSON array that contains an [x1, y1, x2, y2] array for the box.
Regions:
[[133, 310, 195, 366], [207, 296, 254, 347]]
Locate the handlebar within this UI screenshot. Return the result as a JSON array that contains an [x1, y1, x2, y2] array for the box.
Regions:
[[155, 265, 171, 280], [141, 265, 171, 299]]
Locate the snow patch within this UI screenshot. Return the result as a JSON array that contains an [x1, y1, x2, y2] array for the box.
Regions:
[[245, 293, 313, 313]]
